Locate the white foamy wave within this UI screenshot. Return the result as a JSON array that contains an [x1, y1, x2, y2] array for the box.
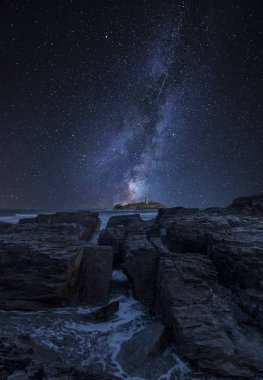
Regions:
[[156, 347, 190, 380], [2, 293, 149, 379], [112, 269, 129, 282], [0, 213, 38, 224]]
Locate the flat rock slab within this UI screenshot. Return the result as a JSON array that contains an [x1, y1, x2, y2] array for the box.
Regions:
[[19, 210, 100, 241]]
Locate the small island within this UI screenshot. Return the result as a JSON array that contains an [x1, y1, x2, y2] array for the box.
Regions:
[[114, 199, 166, 210]]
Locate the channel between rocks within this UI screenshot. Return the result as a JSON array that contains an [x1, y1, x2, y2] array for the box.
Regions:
[[1, 193, 263, 379]]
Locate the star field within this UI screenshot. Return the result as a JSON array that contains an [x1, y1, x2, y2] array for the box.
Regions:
[[0, 0, 262, 209]]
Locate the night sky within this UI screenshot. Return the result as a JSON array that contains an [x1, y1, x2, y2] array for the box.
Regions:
[[0, 0, 262, 209]]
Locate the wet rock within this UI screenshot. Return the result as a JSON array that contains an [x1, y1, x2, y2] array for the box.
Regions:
[[78, 365, 122, 380], [0, 223, 112, 310], [117, 322, 170, 374], [32, 363, 122, 380], [5, 365, 122, 380], [85, 301, 119, 322], [0, 334, 121, 379], [158, 253, 263, 377], [123, 233, 159, 307]]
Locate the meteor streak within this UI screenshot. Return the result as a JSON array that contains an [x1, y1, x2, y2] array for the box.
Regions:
[[156, 72, 168, 101]]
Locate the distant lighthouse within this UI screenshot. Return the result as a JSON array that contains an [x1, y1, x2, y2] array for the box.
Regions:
[[144, 197, 147, 204]]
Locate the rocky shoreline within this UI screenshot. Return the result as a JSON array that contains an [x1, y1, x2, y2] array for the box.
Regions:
[[0, 194, 263, 379]]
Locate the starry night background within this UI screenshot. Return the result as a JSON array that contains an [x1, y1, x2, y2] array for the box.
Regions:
[[0, 0, 262, 209]]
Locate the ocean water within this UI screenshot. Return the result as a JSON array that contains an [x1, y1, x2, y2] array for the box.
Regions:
[[0, 209, 191, 379], [0, 208, 157, 227]]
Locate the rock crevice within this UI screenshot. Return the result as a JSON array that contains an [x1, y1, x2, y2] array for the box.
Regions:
[[99, 193, 263, 378]]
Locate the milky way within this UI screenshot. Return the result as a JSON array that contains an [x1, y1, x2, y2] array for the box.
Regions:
[[0, 1, 262, 209]]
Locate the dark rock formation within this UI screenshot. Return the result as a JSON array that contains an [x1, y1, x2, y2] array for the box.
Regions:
[[106, 214, 144, 231], [148, 193, 263, 377], [98, 214, 144, 267], [0, 222, 13, 233], [2, 193, 263, 379], [158, 253, 263, 377], [99, 214, 160, 306], [0, 211, 113, 311], [75, 245, 113, 306], [229, 193, 263, 215], [19, 210, 100, 241], [85, 301, 119, 322], [98, 227, 125, 267], [123, 233, 160, 307], [98, 193, 263, 377], [0, 334, 121, 379], [159, 213, 263, 323], [117, 322, 170, 376]]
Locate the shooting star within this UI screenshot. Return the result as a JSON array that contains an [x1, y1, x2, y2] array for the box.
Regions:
[[156, 72, 168, 101]]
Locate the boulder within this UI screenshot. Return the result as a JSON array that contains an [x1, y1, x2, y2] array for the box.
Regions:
[[162, 213, 263, 327], [98, 227, 125, 267], [158, 253, 263, 377], [229, 193, 263, 215], [156, 206, 200, 226], [123, 233, 159, 307], [106, 214, 144, 232], [74, 244, 113, 306], [0, 222, 112, 310], [98, 214, 144, 267], [85, 301, 119, 322], [117, 322, 170, 375]]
